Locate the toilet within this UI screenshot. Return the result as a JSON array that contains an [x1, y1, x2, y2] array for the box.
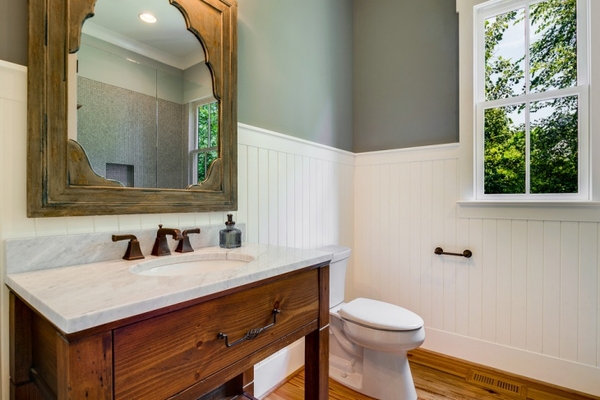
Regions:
[[320, 245, 425, 400]]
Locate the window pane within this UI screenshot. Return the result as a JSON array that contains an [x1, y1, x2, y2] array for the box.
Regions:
[[485, 8, 525, 101], [529, 0, 577, 93], [194, 101, 219, 184], [530, 96, 578, 193], [484, 105, 526, 194], [198, 105, 210, 149], [209, 102, 219, 147], [197, 102, 219, 149], [197, 150, 219, 183]]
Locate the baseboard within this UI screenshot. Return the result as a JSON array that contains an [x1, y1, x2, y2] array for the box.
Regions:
[[422, 327, 600, 396], [257, 366, 304, 400], [408, 348, 600, 400], [253, 338, 305, 398]]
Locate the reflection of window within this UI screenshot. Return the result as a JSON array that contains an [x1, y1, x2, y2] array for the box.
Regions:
[[475, 0, 588, 199], [190, 99, 219, 184]]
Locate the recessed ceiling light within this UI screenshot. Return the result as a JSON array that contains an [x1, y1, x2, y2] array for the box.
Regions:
[[139, 13, 157, 24]]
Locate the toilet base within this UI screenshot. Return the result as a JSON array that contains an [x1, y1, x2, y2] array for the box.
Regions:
[[329, 350, 417, 400], [364, 348, 417, 400], [328, 301, 422, 400], [329, 354, 364, 392]]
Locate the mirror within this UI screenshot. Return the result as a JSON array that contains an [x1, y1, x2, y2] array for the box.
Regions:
[[27, 0, 237, 216], [75, 0, 217, 189]]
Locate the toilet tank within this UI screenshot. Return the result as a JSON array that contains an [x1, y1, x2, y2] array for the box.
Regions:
[[318, 245, 351, 308]]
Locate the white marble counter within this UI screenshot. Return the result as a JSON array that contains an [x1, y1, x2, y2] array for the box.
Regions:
[[5, 243, 332, 334]]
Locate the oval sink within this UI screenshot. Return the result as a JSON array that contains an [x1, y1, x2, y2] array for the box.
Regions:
[[130, 252, 254, 276]]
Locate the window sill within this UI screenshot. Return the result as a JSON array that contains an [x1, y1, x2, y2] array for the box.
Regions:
[[457, 200, 600, 222]]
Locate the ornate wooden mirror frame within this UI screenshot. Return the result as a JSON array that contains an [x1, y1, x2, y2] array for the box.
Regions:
[[27, 0, 237, 217]]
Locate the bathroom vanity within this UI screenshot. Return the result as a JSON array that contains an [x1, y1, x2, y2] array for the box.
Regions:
[[7, 244, 331, 399]]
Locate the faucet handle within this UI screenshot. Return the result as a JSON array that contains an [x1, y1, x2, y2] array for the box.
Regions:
[[175, 228, 201, 253], [112, 234, 145, 261]]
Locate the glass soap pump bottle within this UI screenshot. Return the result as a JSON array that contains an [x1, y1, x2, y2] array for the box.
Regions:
[[220, 214, 242, 248]]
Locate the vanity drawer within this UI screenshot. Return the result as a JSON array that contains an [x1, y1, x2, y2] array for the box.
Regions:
[[113, 269, 319, 399]]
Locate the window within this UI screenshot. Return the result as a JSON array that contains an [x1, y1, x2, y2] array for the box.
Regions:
[[190, 99, 219, 184], [475, 0, 588, 200]]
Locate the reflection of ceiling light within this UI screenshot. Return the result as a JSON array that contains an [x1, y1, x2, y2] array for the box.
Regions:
[[139, 13, 157, 23]]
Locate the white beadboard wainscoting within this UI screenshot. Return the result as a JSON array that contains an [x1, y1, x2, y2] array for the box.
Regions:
[[237, 123, 355, 250], [237, 123, 355, 396], [354, 145, 600, 396]]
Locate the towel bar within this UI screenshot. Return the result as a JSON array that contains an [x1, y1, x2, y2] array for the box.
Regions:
[[434, 247, 472, 258]]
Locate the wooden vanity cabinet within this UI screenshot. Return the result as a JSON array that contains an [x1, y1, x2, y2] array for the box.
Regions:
[[9, 265, 330, 400]]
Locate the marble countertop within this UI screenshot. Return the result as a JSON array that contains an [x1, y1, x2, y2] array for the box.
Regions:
[[5, 243, 332, 334]]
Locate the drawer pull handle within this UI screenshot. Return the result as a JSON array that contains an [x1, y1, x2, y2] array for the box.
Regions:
[[217, 309, 281, 348]]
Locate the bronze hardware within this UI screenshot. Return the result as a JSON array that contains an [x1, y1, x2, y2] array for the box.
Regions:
[[434, 247, 472, 258], [217, 309, 281, 348], [175, 228, 201, 253], [151, 225, 183, 256], [112, 234, 144, 260]]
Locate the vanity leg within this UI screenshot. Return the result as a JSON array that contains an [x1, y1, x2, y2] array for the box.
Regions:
[[242, 367, 254, 397], [56, 331, 113, 400], [304, 265, 329, 400], [305, 327, 329, 400], [9, 293, 41, 399]]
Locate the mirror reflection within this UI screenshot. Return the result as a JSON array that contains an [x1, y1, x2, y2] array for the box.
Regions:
[[73, 0, 218, 189]]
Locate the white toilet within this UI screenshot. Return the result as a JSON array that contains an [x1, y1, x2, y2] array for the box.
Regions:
[[320, 245, 425, 400]]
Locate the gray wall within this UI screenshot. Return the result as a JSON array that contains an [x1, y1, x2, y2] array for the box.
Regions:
[[237, 0, 354, 152], [353, 0, 459, 152], [0, 0, 458, 153], [0, 0, 27, 66]]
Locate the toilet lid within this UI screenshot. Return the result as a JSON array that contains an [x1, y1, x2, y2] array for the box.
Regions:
[[339, 298, 424, 331]]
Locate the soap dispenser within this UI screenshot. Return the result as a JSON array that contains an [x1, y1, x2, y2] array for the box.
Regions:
[[220, 214, 241, 248]]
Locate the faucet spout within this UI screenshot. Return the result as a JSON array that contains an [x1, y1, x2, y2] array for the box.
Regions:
[[156, 226, 183, 239], [151, 224, 183, 256]]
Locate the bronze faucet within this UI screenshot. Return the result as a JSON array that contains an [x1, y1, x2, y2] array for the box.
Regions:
[[151, 225, 183, 256], [112, 234, 145, 260], [175, 228, 201, 253]]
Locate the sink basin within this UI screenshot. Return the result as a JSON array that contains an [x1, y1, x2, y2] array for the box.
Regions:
[[130, 252, 254, 276]]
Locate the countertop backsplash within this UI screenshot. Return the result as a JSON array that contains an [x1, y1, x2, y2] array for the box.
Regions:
[[4, 223, 245, 274]]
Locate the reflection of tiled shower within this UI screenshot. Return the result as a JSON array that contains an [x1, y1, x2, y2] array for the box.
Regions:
[[77, 76, 188, 189], [106, 163, 134, 187]]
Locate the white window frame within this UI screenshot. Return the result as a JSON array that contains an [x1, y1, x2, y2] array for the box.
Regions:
[[188, 96, 218, 185], [474, 0, 590, 201]]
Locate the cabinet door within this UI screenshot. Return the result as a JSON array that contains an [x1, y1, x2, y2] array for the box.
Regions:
[[113, 270, 319, 399]]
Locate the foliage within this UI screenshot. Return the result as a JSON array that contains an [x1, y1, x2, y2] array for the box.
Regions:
[[197, 102, 219, 182], [483, 0, 578, 194], [529, 0, 577, 92], [485, 10, 523, 101], [530, 97, 578, 193], [484, 108, 526, 194]]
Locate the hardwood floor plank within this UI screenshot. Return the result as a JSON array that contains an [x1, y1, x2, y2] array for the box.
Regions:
[[265, 363, 550, 400], [264, 349, 600, 400]]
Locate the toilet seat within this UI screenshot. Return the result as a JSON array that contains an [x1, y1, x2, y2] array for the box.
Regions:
[[340, 298, 423, 331]]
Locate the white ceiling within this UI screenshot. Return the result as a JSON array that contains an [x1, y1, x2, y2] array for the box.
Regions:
[[82, 0, 204, 69]]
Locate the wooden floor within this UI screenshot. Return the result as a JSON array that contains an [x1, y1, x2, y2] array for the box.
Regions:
[[264, 362, 520, 400]]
